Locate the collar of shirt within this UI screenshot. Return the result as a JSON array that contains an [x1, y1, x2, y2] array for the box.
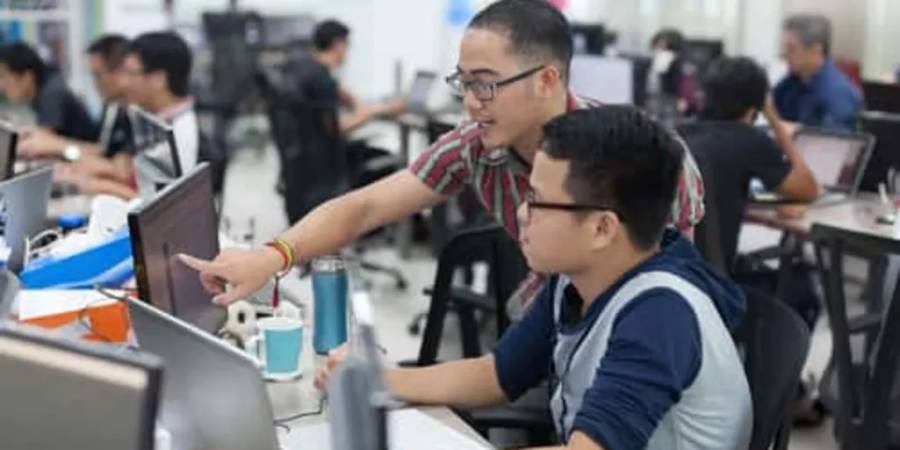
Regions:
[[156, 97, 195, 123], [476, 92, 592, 171]]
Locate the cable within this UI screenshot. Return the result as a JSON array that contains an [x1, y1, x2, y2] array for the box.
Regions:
[[274, 396, 327, 426]]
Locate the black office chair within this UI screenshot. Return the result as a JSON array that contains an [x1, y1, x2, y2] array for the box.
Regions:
[[689, 149, 727, 272], [733, 286, 811, 450], [255, 71, 408, 288], [412, 224, 528, 364], [812, 224, 900, 450]]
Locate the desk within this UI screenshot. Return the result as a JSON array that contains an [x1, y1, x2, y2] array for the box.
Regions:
[[264, 273, 492, 448], [744, 197, 886, 237]]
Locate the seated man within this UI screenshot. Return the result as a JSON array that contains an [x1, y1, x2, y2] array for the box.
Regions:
[[678, 56, 818, 269], [774, 14, 862, 131], [122, 31, 199, 173], [17, 35, 138, 199], [18, 34, 132, 161], [296, 19, 405, 132], [316, 106, 753, 450], [0, 42, 97, 142]]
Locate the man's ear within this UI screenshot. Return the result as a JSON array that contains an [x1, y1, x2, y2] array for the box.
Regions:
[[148, 70, 167, 93], [590, 211, 620, 252], [537, 65, 561, 97]]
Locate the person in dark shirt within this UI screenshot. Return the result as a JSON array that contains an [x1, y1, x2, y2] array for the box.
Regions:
[[294, 19, 405, 132], [773, 14, 862, 130], [679, 57, 818, 268], [0, 42, 97, 142], [18, 34, 133, 161]]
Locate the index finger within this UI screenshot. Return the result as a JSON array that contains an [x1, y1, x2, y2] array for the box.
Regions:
[[178, 253, 219, 275]]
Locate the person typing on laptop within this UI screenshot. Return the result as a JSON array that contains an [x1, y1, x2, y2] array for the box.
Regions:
[[317, 107, 752, 450], [677, 56, 818, 269], [296, 19, 406, 133]]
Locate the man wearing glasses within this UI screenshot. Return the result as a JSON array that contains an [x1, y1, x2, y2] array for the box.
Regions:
[[316, 107, 751, 450], [180, 0, 705, 319]]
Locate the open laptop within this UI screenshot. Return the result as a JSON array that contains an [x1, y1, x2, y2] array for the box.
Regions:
[[751, 128, 875, 207], [0, 167, 53, 272], [0, 270, 19, 319], [129, 105, 183, 199], [405, 70, 437, 114], [125, 296, 284, 450], [128, 162, 226, 335], [0, 120, 17, 181], [0, 323, 162, 450]]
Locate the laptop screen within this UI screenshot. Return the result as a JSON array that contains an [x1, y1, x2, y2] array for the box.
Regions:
[[0, 121, 17, 181], [407, 71, 437, 111], [128, 163, 226, 334], [794, 131, 872, 193]]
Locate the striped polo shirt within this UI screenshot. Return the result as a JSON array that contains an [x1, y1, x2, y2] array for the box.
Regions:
[[409, 95, 706, 314]]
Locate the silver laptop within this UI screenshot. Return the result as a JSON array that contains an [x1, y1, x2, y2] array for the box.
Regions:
[[0, 167, 53, 272], [0, 323, 162, 450], [406, 71, 437, 114], [751, 128, 875, 207], [125, 296, 284, 450], [0, 270, 19, 319]]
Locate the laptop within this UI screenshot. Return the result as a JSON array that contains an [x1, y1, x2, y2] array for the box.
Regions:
[[0, 167, 53, 272], [0, 323, 162, 450], [125, 296, 284, 450], [405, 70, 437, 114], [751, 128, 875, 207], [0, 270, 19, 318], [128, 163, 227, 335], [129, 105, 183, 199], [0, 120, 17, 181]]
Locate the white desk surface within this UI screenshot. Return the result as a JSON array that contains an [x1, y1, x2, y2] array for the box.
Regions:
[[745, 196, 898, 240], [264, 274, 493, 448]]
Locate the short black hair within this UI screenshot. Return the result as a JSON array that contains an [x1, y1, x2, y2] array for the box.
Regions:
[[0, 42, 48, 87], [314, 20, 350, 52], [701, 56, 769, 121], [650, 28, 685, 53], [88, 34, 130, 70], [468, 0, 573, 81], [128, 32, 192, 97], [542, 106, 683, 250]]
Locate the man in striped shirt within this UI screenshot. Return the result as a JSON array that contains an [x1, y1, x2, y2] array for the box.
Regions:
[[181, 0, 705, 319]]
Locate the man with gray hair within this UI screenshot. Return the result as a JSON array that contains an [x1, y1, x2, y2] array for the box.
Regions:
[[773, 14, 862, 130]]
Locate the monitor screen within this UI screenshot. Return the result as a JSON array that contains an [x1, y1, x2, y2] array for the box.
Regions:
[[0, 167, 52, 273], [128, 162, 226, 334], [795, 131, 871, 192], [129, 105, 182, 198], [0, 120, 17, 181], [0, 325, 160, 450]]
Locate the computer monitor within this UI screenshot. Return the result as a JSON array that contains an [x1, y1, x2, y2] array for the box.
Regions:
[[862, 81, 900, 115], [128, 162, 226, 334], [570, 23, 606, 55], [859, 111, 900, 192], [0, 167, 52, 273], [684, 39, 724, 72], [569, 55, 633, 104], [406, 71, 437, 114], [794, 128, 874, 195], [0, 120, 17, 181], [0, 324, 162, 450], [129, 105, 182, 199]]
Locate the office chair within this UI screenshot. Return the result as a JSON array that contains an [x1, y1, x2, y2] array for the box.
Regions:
[[733, 287, 811, 450], [255, 71, 408, 289]]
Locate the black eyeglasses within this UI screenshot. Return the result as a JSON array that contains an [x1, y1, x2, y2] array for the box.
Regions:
[[445, 65, 545, 101], [522, 190, 619, 222]]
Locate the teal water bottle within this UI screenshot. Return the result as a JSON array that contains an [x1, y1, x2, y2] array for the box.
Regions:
[[312, 255, 348, 354]]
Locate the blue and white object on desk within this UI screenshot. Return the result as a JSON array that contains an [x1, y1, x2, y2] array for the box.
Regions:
[[20, 229, 133, 289]]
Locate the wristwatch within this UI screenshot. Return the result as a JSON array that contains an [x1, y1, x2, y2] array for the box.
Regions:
[[63, 145, 82, 162]]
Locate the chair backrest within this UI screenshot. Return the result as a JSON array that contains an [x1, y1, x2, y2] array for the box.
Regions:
[[688, 146, 728, 272], [256, 71, 348, 222], [417, 225, 528, 365], [733, 287, 811, 450]]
